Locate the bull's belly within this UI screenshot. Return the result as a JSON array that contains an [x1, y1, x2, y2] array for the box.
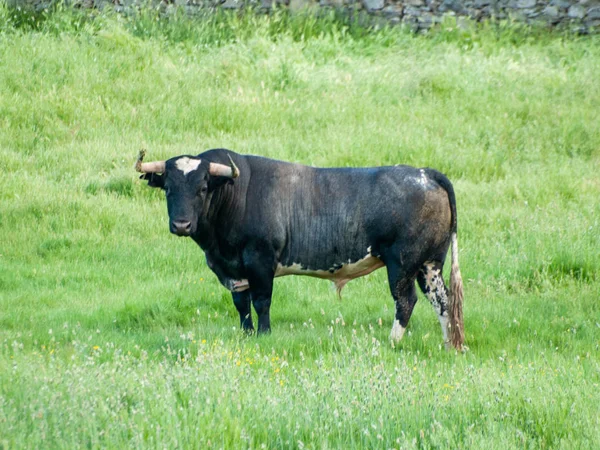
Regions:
[[274, 253, 385, 293], [225, 251, 385, 294]]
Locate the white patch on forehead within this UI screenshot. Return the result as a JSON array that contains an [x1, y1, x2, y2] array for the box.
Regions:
[[175, 157, 202, 175]]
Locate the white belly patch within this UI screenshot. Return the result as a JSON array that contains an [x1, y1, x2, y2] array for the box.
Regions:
[[275, 251, 384, 295]]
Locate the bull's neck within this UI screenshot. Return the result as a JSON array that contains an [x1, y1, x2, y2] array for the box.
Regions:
[[191, 181, 242, 251]]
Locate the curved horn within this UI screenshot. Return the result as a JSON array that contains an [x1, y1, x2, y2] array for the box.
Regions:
[[135, 149, 165, 173], [208, 155, 240, 179]]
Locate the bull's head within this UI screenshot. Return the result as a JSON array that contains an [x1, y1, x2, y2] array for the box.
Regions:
[[136, 150, 239, 237]]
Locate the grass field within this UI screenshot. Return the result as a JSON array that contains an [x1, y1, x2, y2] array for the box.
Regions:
[[1, 4, 599, 448]]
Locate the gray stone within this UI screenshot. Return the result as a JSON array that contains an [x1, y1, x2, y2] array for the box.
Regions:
[[516, 0, 535, 8], [587, 6, 600, 20], [405, 0, 425, 5], [362, 0, 384, 10], [470, 8, 485, 19], [417, 15, 437, 28], [473, 0, 491, 6], [585, 18, 600, 27], [404, 5, 421, 15], [221, 0, 242, 8], [522, 7, 539, 17], [542, 5, 559, 17], [402, 14, 420, 31], [289, 0, 310, 9], [568, 4, 585, 18], [382, 4, 403, 16], [549, 0, 570, 9], [418, 12, 442, 22], [439, 0, 464, 12]]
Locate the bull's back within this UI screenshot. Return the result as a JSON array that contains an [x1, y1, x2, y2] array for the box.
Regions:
[[242, 157, 451, 275]]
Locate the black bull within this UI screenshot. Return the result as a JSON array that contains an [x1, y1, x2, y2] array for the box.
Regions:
[[137, 149, 464, 349]]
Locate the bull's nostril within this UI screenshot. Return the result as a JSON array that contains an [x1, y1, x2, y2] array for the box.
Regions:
[[171, 220, 192, 236]]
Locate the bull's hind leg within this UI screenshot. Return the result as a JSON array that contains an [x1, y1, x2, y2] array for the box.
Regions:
[[385, 259, 418, 345], [417, 261, 451, 347], [390, 281, 418, 345]]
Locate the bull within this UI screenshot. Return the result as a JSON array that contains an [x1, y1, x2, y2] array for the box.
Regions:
[[136, 149, 465, 349]]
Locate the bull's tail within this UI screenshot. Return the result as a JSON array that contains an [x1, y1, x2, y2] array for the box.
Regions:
[[449, 232, 465, 350], [425, 169, 465, 350]]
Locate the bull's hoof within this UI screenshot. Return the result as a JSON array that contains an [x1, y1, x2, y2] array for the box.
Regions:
[[444, 342, 469, 353], [389, 320, 405, 347]]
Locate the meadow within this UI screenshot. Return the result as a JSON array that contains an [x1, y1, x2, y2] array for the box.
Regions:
[[0, 4, 599, 448]]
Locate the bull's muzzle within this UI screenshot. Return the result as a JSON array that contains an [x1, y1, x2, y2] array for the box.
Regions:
[[171, 220, 192, 236]]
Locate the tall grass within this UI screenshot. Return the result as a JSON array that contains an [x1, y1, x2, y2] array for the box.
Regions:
[[0, 3, 599, 448]]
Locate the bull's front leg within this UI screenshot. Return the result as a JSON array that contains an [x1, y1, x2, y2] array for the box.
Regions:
[[232, 291, 254, 333], [242, 247, 275, 334]]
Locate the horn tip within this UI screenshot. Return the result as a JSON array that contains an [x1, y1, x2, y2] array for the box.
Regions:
[[228, 154, 240, 178], [135, 149, 146, 173]]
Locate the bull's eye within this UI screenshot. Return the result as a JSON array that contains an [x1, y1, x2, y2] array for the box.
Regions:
[[200, 186, 208, 194]]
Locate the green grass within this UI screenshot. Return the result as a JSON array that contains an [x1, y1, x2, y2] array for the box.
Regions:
[[1, 3, 600, 448]]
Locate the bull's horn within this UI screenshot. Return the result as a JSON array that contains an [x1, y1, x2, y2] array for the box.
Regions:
[[208, 155, 240, 179], [135, 149, 165, 173]]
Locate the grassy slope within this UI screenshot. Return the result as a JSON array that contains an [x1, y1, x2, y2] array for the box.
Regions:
[[0, 6, 599, 449]]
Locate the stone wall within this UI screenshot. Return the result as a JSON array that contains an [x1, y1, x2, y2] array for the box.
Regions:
[[9, 0, 600, 32]]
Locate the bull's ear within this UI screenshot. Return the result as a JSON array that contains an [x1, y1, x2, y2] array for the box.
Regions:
[[208, 175, 233, 192], [139, 173, 165, 189]]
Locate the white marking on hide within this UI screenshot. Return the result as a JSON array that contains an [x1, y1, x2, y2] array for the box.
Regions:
[[274, 262, 305, 276], [274, 251, 384, 294], [422, 262, 451, 346], [390, 320, 405, 343], [438, 313, 450, 346], [175, 157, 202, 175], [418, 169, 429, 187]]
